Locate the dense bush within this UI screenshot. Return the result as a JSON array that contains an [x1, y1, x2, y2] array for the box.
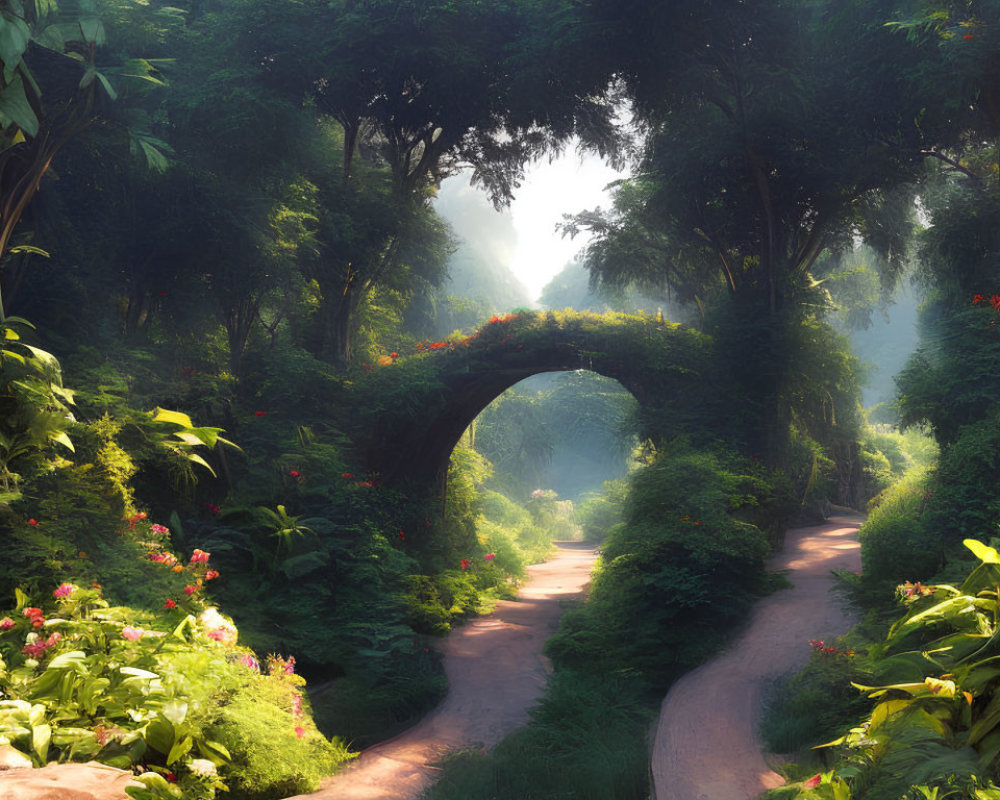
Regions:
[[858, 468, 938, 588], [769, 539, 1000, 799], [547, 447, 792, 688], [0, 584, 351, 799]]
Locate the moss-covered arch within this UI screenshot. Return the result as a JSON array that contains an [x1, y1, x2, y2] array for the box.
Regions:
[[348, 311, 730, 499]]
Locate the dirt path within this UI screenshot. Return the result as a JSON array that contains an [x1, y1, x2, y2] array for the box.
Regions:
[[284, 541, 598, 800], [651, 513, 863, 800]]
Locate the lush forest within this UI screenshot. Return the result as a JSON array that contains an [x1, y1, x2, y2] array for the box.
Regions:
[[0, 0, 999, 797]]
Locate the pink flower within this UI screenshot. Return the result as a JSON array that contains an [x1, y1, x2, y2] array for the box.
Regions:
[[804, 774, 822, 789], [164, 599, 177, 610], [22, 632, 60, 658], [292, 694, 303, 716], [207, 629, 227, 642], [485, 553, 495, 562], [284, 656, 296, 675], [289, 470, 301, 478], [27, 518, 38, 526], [239, 654, 259, 671], [190, 549, 210, 563], [204, 570, 220, 580], [0, 617, 13, 630], [151, 523, 169, 534], [53, 583, 74, 598], [294, 726, 306, 738], [184, 585, 197, 595], [122, 626, 144, 641]]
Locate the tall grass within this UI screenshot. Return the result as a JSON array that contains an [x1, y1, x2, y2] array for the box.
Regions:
[[423, 670, 655, 800]]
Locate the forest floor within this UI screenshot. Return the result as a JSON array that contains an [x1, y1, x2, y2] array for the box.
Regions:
[[650, 511, 864, 800], [284, 540, 599, 800]]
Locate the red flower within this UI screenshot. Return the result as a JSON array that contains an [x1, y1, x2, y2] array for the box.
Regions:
[[184, 585, 197, 595], [254, 411, 268, 417], [341, 472, 355, 479], [991, 295, 1000, 311], [398, 530, 405, 541], [964, 33, 975, 39], [166, 773, 177, 783], [460, 558, 470, 570], [974, 294, 985, 304], [164, 599, 177, 610], [804, 774, 822, 789], [289, 470, 300, 478], [205, 570, 220, 580], [27, 518, 38, 526], [390, 352, 399, 359]]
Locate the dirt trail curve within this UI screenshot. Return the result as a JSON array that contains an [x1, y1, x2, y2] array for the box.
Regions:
[[284, 541, 598, 800], [651, 513, 863, 800]]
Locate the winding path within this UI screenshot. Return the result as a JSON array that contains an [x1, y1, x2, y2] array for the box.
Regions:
[[651, 512, 864, 800], [285, 541, 598, 800]]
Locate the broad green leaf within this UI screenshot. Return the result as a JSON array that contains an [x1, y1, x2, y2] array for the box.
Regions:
[[142, 717, 174, 755], [120, 666, 159, 680], [965, 539, 1000, 564], [46, 650, 86, 671], [161, 699, 187, 725], [185, 452, 217, 477], [0, 75, 38, 137], [166, 734, 191, 764], [31, 723, 50, 761], [96, 71, 117, 101], [0, 16, 30, 82], [196, 738, 231, 763], [152, 408, 193, 428], [136, 137, 169, 172], [50, 431, 74, 452], [77, 17, 105, 45]]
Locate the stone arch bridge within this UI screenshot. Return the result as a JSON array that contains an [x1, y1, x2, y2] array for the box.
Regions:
[[350, 311, 729, 499]]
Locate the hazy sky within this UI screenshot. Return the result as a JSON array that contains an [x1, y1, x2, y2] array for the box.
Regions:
[[437, 150, 626, 301]]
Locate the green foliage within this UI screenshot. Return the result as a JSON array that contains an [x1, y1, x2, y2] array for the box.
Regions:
[[777, 538, 1000, 799], [207, 674, 352, 800], [761, 644, 872, 753], [0, 318, 75, 498], [547, 447, 790, 688], [0, 585, 351, 799], [859, 468, 938, 588], [424, 670, 655, 800], [576, 479, 628, 543]]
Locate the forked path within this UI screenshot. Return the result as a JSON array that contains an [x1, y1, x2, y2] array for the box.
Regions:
[[651, 513, 863, 800], [285, 541, 598, 800]]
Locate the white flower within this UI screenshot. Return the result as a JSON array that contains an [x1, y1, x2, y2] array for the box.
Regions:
[[187, 758, 217, 776]]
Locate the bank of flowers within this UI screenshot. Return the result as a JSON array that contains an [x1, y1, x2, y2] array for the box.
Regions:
[[0, 576, 353, 800]]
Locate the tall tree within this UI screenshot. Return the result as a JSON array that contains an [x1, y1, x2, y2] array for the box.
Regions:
[[566, 0, 964, 461]]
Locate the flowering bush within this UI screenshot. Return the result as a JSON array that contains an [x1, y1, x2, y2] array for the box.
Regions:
[[0, 583, 352, 800]]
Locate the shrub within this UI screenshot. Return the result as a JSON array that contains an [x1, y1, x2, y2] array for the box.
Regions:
[[858, 468, 938, 587], [547, 448, 778, 688], [0, 585, 352, 800]]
